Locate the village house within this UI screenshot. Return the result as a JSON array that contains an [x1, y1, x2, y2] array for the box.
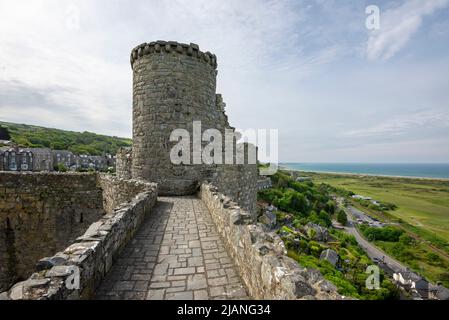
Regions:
[[320, 249, 339, 266], [0, 147, 33, 171], [31, 148, 53, 171], [0, 146, 114, 172], [392, 270, 449, 300], [89, 155, 108, 171], [52, 150, 76, 170]]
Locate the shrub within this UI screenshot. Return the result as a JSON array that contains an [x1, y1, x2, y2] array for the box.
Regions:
[[426, 252, 443, 266], [337, 210, 348, 225], [398, 234, 414, 245], [0, 125, 11, 140], [54, 163, 68, 172], [360, 226, 404, 242]]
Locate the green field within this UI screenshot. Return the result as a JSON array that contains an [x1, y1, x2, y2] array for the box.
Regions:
[[307, 172, 449, 243]]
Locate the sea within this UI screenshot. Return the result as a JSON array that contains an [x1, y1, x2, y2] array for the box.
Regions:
[[279, 163, 449, 179]]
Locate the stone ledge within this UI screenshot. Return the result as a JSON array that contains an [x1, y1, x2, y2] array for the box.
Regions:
[[199, 183, 346, 300], [130, 40, 217, 69], [1, 179, 158, 300]]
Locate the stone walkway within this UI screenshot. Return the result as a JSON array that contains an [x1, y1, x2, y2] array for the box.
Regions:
[[95, 196, 248, 300]]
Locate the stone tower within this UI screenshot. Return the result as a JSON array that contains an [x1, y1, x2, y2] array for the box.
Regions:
[[130, 41, 231, 195]]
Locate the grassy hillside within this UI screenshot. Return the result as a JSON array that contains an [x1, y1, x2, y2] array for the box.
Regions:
[[0, 121, 132, 156], [307, 172, 449, 242]]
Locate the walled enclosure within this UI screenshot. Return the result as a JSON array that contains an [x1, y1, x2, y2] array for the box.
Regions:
[[115, 147, 132, 181], [0, 172, 158, 298]]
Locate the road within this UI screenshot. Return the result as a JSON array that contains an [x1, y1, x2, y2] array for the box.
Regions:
[[343, 206, 407, 274]]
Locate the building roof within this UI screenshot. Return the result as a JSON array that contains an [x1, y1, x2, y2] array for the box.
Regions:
[[27, 148, 52, 154], [52, 150, 75, 155], [437, 286, 449, 300], [399, 271, 423, 283], [320, 249, 339, 266]]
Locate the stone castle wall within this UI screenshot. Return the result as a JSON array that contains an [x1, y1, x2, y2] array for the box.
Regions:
[[2, 183, 157, 300], [208, 143, 259, 217], [131, 41, 231, 195], [200, 183, 343, 300], [115, 147, 132, 180], [0, 172, 105, 292], [0, 173, 158, 299], [97, 173, 156, 214], [211, 164, 258, 217]]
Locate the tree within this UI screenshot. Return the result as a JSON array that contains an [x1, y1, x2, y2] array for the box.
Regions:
[[326, 200, 336, 215], [337, 210, 348, 225], [0, 125, 11, 140], [54, 163, 68, 172], [290, 192, 307, 213], [319, 210, 332, 227], [399, 234, 414, 245]]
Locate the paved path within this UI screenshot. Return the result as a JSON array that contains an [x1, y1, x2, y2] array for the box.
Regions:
[[95, 196, 248, 300]]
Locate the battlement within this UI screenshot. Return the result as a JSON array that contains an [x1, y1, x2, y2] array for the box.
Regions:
[[130, 40, 217, 69]]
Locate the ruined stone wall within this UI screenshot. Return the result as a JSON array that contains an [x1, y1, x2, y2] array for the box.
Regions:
[[0, 172, 104, 292], [200, 183, 344, 300], [115, 147, 132, 180], [1, 183, 158, 300], [131, 41, 230, 195], [208, 142, 259, 218], [211, 163, 258, 218], [98, 173, 158, 214]]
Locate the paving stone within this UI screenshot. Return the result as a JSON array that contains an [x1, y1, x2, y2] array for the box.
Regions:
[[210, 286, 226, 297], [131, 273, 152, 281], [194, 290, 209, 300], [208, 276, 228, 287], [149, 282, 171, 289], [146, 289, 165, 300], [166, 291, 193, 300], [187, 274, 207, 290], [153, 263, 169, 275], [188, 256, 203, 267], [166, 286, 187, 293], [171, 280, 186, 287], [174, 267, 196, 275], [113, 281, 134, 291], [134, 281, 149, 291]]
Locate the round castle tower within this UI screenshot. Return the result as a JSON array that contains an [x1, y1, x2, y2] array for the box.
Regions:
[[130, 41, 230, 195]]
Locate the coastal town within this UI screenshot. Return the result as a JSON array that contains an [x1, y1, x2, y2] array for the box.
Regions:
[[0, 139, 115, 172]]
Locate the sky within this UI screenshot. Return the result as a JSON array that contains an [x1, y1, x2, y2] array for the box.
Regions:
[[0, 0, 449, 163]]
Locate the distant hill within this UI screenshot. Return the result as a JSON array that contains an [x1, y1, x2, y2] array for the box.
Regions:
[[0, 121, 132, 156]]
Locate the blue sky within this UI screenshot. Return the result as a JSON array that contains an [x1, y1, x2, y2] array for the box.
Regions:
[[0, 0, 448, 162]]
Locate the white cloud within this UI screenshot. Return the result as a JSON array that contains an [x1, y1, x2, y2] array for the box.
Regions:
[[0, 0, 339, 137], [0, 1, 448, 162], [344, 110, 449, 137], [366, 0, 449, 61]]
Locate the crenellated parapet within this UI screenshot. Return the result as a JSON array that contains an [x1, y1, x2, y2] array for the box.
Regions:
[[130, 40, 217, 69]]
